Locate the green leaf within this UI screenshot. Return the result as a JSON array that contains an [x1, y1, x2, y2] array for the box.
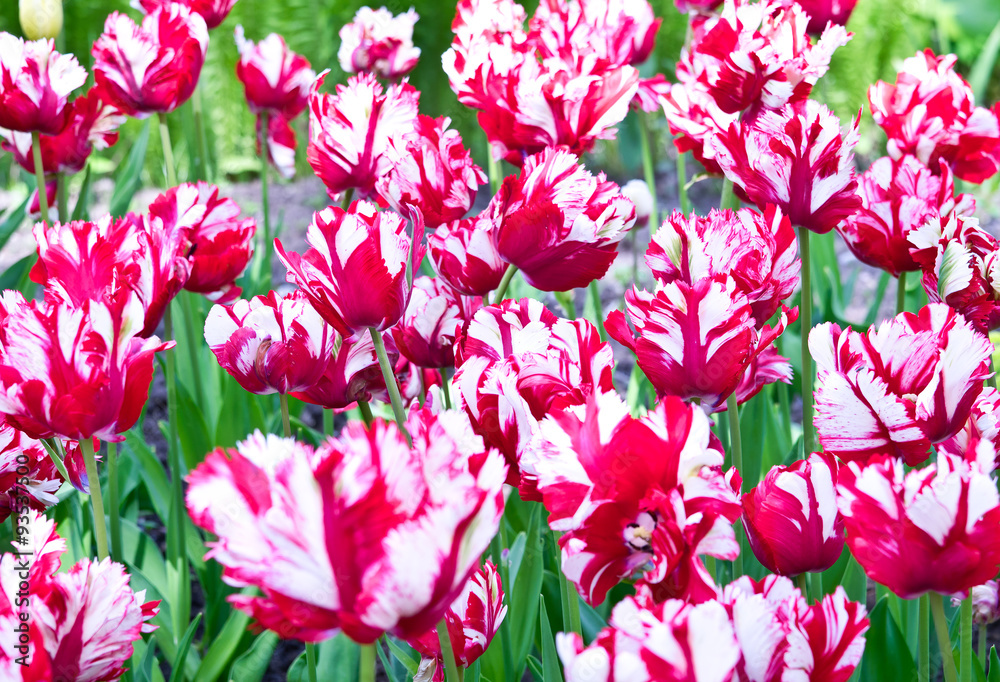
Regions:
[[109, 120, 151, 217], [375, 641, 402, 682], [175, 382, 213, 471], [0, 254, 35, 294], [384, 636, 420, 676], [71, 164, 94, 221], [539, 596, 562, 682], [196, 590, 254, 682], [135, 638, 159, 682], [987, 646, 999, 681], [168, 612, 203, 682], [0, 192, 29, 251], [841, 554, 868, 607], [126, 427, 171, 522], [227, 631, 278, 682], [969, 19, 1000, 103], [526, 655, 543, 681], [860, 598, 916, 682], [287, 635, 360, 682], [509, 504, 544, 679]]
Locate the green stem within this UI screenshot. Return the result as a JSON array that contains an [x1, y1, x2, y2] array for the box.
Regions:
[[487, 149, 502, 195], [961, 597, 972, 682], [305, 642, 318, 682], [340, 187, 354, 211], [440, 368, 452, 409], [726, 393, 744, 578], [719, 177, 737, 211], [676, 146, 690, 216], [492, 265, 518, 306], [180, 293, 206, 409], [192, 85, 211, 181], [637, 112, 659, 227], [979, 622, 987, 672], [369, 328, 410, 443], [896, 270, 907, 315], [164, 304, 190, 637], [438, 619, 462, 682], [279, 393, 291, 438], [259, 111, 272, 287], [30, 131, 49, 222], [799, 228, 814, 455], [796, 574, 809, 603], [359, 643, 375, 682], [323, 408, 334, 436], [107, 441, 122, 564], [589, 280, 606, 342], [358, 399, 374, 427], [930, 592, 959, 682], [920, 595, 930, 682], [56, 171, 68, 224], [158, 112, 178, 188], [81, 437, 109, 561]]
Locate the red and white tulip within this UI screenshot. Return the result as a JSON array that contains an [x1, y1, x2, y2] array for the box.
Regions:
[[0, 33, 86, 134], [338, 6, 421, 80]]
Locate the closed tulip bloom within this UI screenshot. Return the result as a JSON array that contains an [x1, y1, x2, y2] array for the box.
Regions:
[[837, 156, 975, 278], [522, 392, 742, 606], [392, 277, 481, 369], [810, 304, 992, 466], [682, 0, 850, 117], [408, 562, 506, 680], [290, 328, 393, 410], [338, 6, 421, 80], [869, 49, 1000, 184], [454, 298, 615, 489], [838, 453, 1000, 598], [92, 5, 208, 118], [742, 453, 845, 576], [0, 291, 172, 442], [966, 581, 1000, 625], [488, 147, 635, 291], [133, 0, 238, 30], [234, 26, 314, 118], [204, 290, 335, 395], [646, 205, 800, 327], [0, 513, 159, 682], [276, 201, 414, 338], [378, 115, 486, 228], [0, 89, 124, 177], [149, 182, 256, 303], [909, 212, 1000, 334], [0, 34, 86, 134], [708, 100, 861, 234], [186, 411, 507, 643], [19, 0, 63, 41], [558, 595, 740, 682], [620, 179, 653, 227], [307, 71, 419, 200], [428, 214, 506, 297], [606, 277, 795, 411]]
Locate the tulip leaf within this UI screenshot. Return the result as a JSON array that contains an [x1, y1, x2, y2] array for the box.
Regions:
[[579, 598, 607, 642], [175, 382, 214, 471], [374, 640, 402, 682], [969, 20, 1000, 103], [126, 427, 172, 522], [168, 612, 203, 682], [539, 596, 562, 682], [0, 192, 29, 251], [287, 634, 359, 682], [0, 253, 35, 295], [526, 655, 543, 681], [227, 631, 278, 682], [988, 646, 1000, 681], [841, 555, 869, 608], [109, 119, 151, 218], [196, 589, 255, 682], [860, 598, 916, 682], [384, 636, 420, 676], [134, 638, 159, 682], [70, 164, 94, 221], [509, 504, 544, 679]]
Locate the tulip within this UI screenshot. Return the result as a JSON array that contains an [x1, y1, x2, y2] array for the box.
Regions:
[[557, 595, 740, 682], [810, 304, 992, 466], [660, 79, 738, 176], [965, 581, 1000, 625], [290, 328, 393, 411], [939, 387, 1000, 466], [606, 277, 796, 411], [0, 513, 159, 680], [869, 49, 1000, 184], [378, 115, 486, 229], [134, 0, 239, 30], [837, 156, 975, 278], [204, 290, 336, 395], [306, 71, 420, 201], [646, 205, 800, 327], [185, 411, 507, 643], [234, 26, 314, 119], [92, 5, 209, 118], [392, 277, 481, 370], [0, 33, 86, 135], [275, 200, 414, 339], [19, 0, 63, 40], [338, 6, 422, 80], [428, 214, 506, 297], [531, 0, 661, 68], [488, 147, 636, 291], [408, 562, 507, 679], [521, 391, 742, 606], [742, 453, 845, 576], [782, 0, 859, 35], [837, 453, 1000, 598]]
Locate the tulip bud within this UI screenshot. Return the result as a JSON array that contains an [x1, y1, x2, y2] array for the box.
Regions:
[[956, 581, 1000, 625], [19, 0, 63, 40], [620, 179, 653, 227]]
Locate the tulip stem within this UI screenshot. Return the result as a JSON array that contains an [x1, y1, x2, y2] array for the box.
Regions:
[[896, 271, 907, 315], [589, 281, 607, 341], [305, 642, 318, 682], [163, 305, 190, 637], [493, 265, 518, 306], [81, 437, 109, 561], [978, 623, 987, 671], [439, 369, 452, 409], [719, 177, 737, 211], [930, 592, 959, 682], [438, 619, 462, 682], [799, 228, 814, 456], [192, 85, 211, 181], [279, 393, 291, 438], [961, 597, 972, 682], [676, 146, 690, 217], [158, 112, 178, 188], [180, 293, 206, 409], [107, 441, 122, 564], [30, 131, 49, 222], [637, 112, 660, 225], [369, 327, 410, 444], [920, 594, 930, 682], [40, 438, 71, 484], [340, 187, 354, 211], [357, 399, 374, 427], [796, 573, 808, 601], [323, 408, 334, 436], [359, 643, 375, 682], [259, 111, 272, 289], [487, 149, 502, 195], [726, 393, 744, 578], [56, 172, 68, 224]]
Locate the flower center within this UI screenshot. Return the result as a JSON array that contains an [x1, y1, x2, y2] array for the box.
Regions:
[[624, 511, 657, 552]]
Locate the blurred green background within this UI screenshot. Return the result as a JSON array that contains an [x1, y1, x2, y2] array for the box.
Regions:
[[1, 0, 998, 191]]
